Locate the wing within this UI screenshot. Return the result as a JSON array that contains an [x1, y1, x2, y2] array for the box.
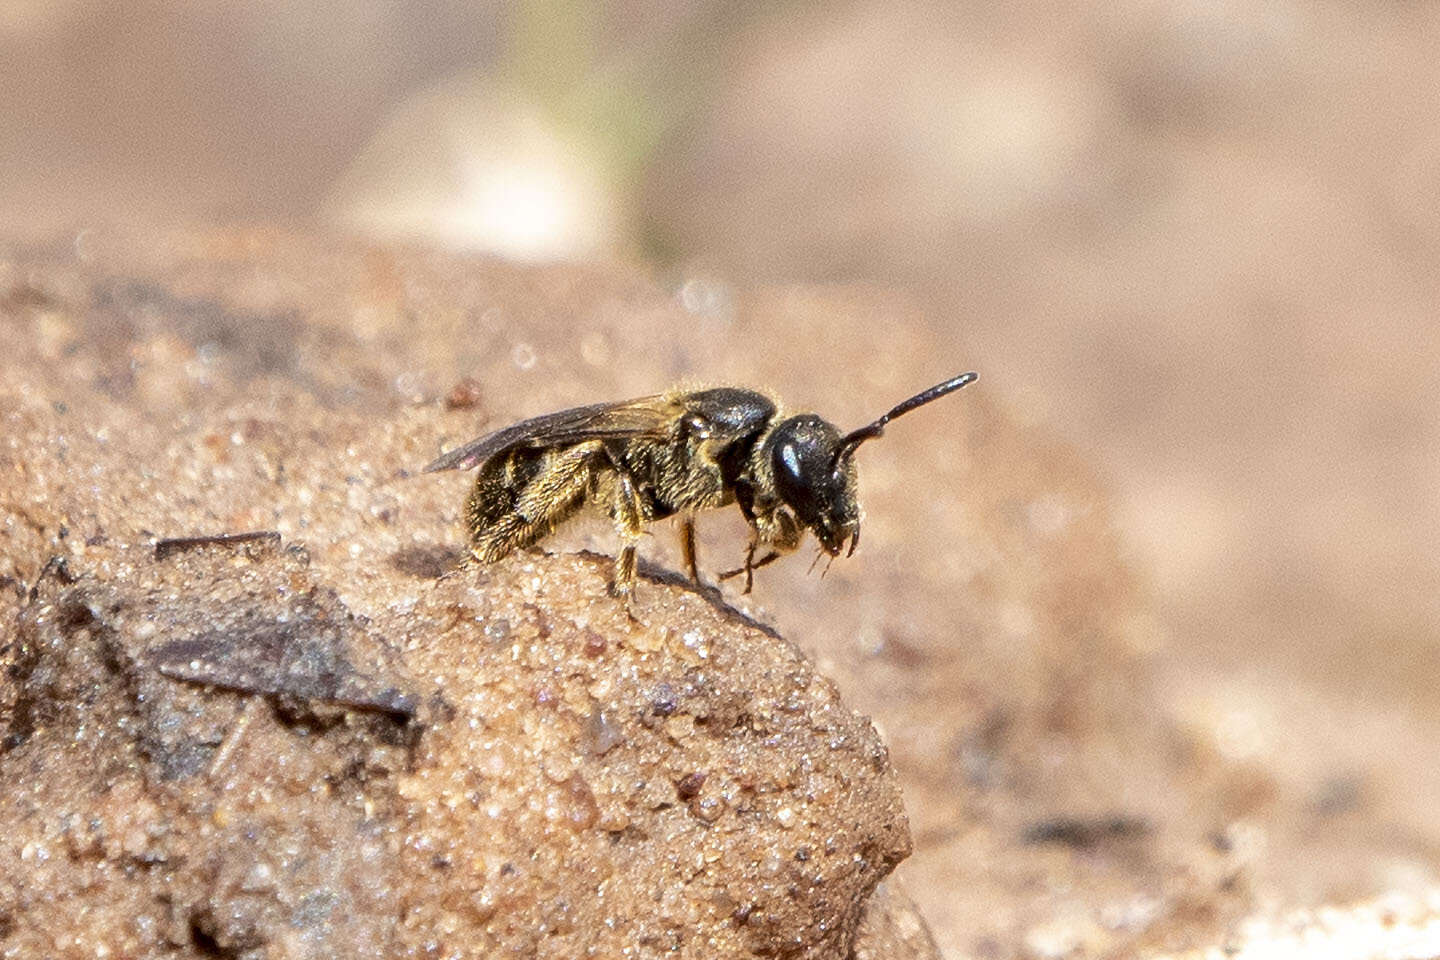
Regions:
[[424, 395, 677, 473]]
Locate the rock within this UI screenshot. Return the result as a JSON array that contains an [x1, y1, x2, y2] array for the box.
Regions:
[[0, 227, 916, 958], [854, 881, 943, 960]]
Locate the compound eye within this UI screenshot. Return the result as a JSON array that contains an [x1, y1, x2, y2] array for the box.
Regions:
[[776, 439, 803, 482], [772, 437, 805, 491], [770, 425, 829, 520]]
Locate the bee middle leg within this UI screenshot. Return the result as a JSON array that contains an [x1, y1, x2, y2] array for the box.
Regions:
[[679, 516, 700, 584], [608, 468, 648, 606]]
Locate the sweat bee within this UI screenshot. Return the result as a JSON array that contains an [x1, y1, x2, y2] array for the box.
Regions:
[[424, 371, 976, 600]]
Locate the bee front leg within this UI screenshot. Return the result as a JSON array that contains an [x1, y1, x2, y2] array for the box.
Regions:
[[729, 508, 798, 592], [742, 548, 782, 594], [717, 542, 780, 594]]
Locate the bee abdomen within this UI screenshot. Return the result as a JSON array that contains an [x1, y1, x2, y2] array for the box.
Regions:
[[464, 444, 599, 563]]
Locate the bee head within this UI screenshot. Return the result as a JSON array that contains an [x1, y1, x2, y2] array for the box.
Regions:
[[765, 415, 861, 556], [765, 372, 979, 559]]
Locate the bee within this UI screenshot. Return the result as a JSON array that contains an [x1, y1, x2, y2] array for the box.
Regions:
[[424, 372, 976, 601]]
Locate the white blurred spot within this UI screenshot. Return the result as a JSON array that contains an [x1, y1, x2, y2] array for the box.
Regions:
[[579, 331, 610, 367], [510, 342, 537, 371], [326, 77, 621, 262], [678, 275, 735, 322], [72, 228, 94, 263], [1212, 705, 1272, 762]]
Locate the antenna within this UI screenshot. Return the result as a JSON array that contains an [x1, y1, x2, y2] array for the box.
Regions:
[[834, 371, 977, 464]]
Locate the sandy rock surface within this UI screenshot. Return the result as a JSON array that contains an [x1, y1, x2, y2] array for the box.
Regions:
[[0, 228, 932, 958]]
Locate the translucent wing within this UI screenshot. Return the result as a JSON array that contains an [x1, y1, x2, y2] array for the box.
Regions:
[[424, 395, 677, 473]]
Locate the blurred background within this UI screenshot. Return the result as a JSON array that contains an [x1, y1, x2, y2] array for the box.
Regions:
[[4, 0, 1439, 948]]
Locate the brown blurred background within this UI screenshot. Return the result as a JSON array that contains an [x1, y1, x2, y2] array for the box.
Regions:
[[4, 0, 1438, 945]]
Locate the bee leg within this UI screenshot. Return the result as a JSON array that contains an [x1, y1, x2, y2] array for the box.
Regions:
[[679, 517, 700, 584], [717, 544, 781, 594], [742, 549, 781, 594], [468, 444, 596, 564], [614, 549, 643, 623], [717, 542, 756, 590], [608, 468, 647, 613], [718, 543, 756, 590]]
